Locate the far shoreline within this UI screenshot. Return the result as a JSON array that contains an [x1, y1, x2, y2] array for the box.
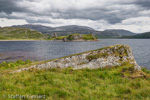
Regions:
[[0, 39, 100, 42], [0, 39, 53, 41]]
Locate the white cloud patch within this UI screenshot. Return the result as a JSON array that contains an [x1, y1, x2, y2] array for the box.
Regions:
[[0, 18, 28, 27], [36, 18, 110, 31], [108, 17, 150, 33]]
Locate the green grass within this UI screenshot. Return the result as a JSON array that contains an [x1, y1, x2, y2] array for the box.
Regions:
[[0, 61, 150, 100], [56, 36, 67, 40], [82, 34, 96, 40], [0, 60, 33, 70]]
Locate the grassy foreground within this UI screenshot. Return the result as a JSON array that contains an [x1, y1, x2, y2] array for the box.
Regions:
[[0, 60, 150, 100]]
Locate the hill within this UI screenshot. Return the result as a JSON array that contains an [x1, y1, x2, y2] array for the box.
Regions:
[[0, 27, 46, 40], [121, 32, 150, 39], [54, 25, 95, 31], [94, 29, 136, 38], [12, 24, 54, 34], [104, 29, 135, 36], [103, 29, 135, 37]]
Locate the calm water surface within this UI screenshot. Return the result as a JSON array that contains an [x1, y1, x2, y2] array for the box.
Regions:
[[0, 39, 149, 68]]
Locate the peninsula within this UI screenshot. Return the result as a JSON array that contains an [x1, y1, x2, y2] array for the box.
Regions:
[[0, 27, 98, 41]]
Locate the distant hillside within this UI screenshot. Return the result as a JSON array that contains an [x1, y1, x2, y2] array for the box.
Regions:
[[54, 25, 95, 31], [93, 29, 135, 38], [121, 32, 150, 39], [12, 24, 54, 34], [95, 31, 120, 38], [12, 24, 94, 34], [11, 24, 136, 38], [103, 29, 135, 36], [0, 27, 46, 40]]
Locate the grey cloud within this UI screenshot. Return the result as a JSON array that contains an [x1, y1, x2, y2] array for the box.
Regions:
[[135, 0, 150, 8], [0, 0, 150, 25], [0, 0, 24, 14], [49, 7, 140, 24]]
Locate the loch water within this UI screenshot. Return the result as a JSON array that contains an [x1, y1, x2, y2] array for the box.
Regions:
[[0, 39, 150, 68]]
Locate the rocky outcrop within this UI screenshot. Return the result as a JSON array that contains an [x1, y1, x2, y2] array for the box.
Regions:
[[71, 34, 83, 40], [62, 34, 83, 42], [61, 34, 98, 42], [52, 33, 58, 38], [13, 45, 141, 73], [62, 37, 67, 42]]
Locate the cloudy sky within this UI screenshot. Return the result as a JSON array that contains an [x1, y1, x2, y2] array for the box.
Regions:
[[0, 0, 150, 33]]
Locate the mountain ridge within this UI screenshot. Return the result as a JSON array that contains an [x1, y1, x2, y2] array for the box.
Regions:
[[12, 24, 95, 33], [12, 24, 137, 38], [104, 29, 136, 36]]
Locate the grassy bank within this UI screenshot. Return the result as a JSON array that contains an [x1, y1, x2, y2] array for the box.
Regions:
[[0, 60, 33, 70], [0, 60, 150, 100], [0, 27, 49, 40], [52, 34, 97, 41]]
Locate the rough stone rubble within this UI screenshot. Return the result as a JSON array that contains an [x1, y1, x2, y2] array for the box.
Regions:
[[13, 45, 141, 73]]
